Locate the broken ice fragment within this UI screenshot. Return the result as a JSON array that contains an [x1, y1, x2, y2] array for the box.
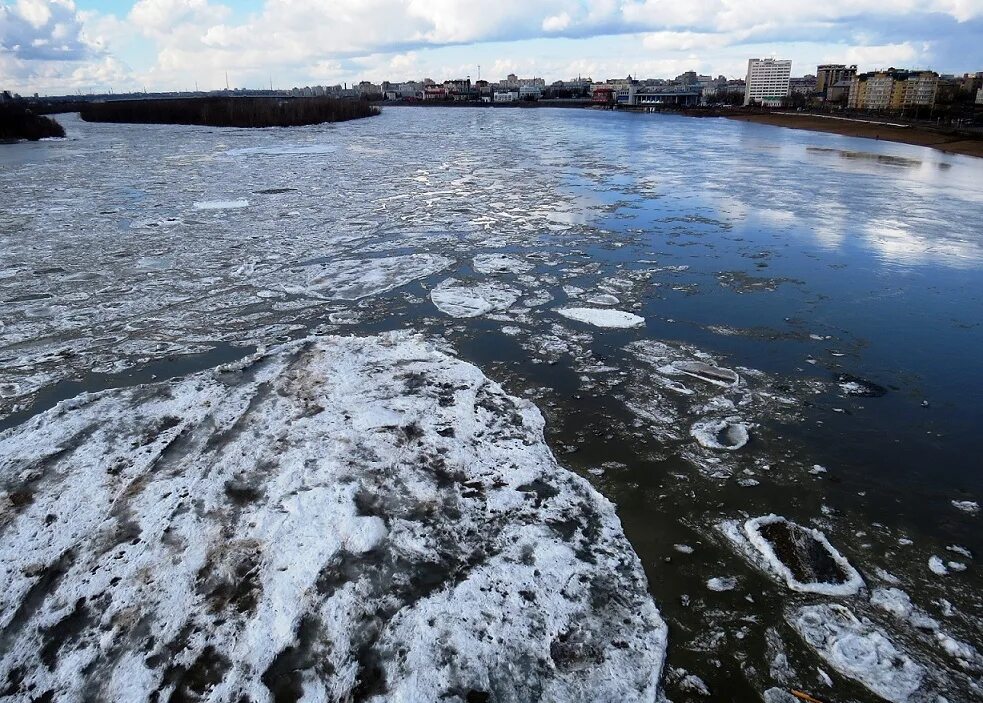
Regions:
[[707, 576, 737, 591], [836, 373, 887, 397], [690, 418, 749, 451], [673, 360, 740, 387], [556, 307, 645, 329]]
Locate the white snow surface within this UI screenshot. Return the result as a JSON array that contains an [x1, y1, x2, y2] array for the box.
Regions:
[[430, 278, 520, 318], [556, 307, 645, 329], [0, 332, 667, 702], [790, 604, 925, 703]]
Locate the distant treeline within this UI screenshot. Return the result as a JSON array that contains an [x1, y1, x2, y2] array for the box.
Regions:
[[0, 103, 66, 141], [79, 96, 379, 127]]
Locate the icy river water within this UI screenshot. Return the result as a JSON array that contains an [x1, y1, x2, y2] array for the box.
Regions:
[[1, 108, 981, 702]]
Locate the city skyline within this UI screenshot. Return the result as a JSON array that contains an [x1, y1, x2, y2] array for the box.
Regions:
[[2, 0, 982, 95]]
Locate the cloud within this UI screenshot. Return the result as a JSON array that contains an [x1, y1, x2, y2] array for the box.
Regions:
[[0, 0, 95, 60], [3, 0, 982, 94]]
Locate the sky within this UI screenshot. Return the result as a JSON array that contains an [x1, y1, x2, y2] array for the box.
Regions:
[[1, 0, 982, 95]]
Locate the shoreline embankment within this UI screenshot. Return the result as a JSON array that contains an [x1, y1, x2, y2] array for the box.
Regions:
[[717, 111, 983, 158]]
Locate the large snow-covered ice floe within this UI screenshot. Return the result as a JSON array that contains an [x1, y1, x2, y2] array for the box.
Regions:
[[0, 332, 666, 702], [721, 515, 864, 596], [430, 277, 520, 318], [789, 604, 925, 703], [298, 253, 453, 300], [556, 307, 645, 329]]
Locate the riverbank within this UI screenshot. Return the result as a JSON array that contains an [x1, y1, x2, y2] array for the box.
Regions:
[[0, 104, 65, 141], [80, 96, 378, 128], [723, 111, 983, 158]]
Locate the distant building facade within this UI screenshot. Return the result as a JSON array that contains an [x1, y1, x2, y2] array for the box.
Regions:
[[744, 58, 792, 106], [816, 64, 857, 99], [977, 87, 983, 105], [848, 69, 938, 109]]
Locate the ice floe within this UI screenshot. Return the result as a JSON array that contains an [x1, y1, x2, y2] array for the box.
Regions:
[[301, 253, 453, 300], [722, 515, 864, 596], [193, 199, 249, 210], [0, 332, 667, 702], [472, 253, 534, 275], [690, 418, 749, 451], [950, 500, 978, 514], [789, 604, 925, 702], [556, 307, 645, 329], [430, 278, 520, 318], [707, 576, 737, 591]]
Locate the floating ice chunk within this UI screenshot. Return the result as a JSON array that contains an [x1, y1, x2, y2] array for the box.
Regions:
[[193, 198, 249, 210], [946, 561, 966, 572], [0, 332, 667, 702], [304, 253, 453, 300], [556, 307, 645, 329], [836, 373, 887, 397], [946, 545, 972, 559], [430, 278, 520, 318], [586, 293, 620, 306], [928, 556, 949, 575], [707, 576, 737, 591], [678, 673, 710, 695], [871, 587, 914, 619], [789, 604, 925, 702], [934, 632, 980, 667], [690, 418, 749, 451], [742, 515, 864, 595], [674, 544, 695, 554], [672, 360, 740, 387], [472, 253, 533, 275], [810, 464, 828, 474], [763, 688, 799, 703], [951, 500, 979, 514]]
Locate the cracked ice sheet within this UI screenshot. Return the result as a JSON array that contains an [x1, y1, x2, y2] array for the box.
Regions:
[[0, 331, 666, 702]]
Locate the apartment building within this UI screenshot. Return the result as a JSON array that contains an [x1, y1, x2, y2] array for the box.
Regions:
[[744, 58, 792, 106], [848, 69, 939, 109]]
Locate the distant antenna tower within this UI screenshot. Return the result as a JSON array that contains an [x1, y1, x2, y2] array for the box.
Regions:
[[225, 72, 229, 91], [477, 64, 481, 81]]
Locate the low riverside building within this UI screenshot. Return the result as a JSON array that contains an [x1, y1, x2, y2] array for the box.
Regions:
[[848, 69, 938, 109], [744, 58, 792, 106], [634, 87, 702, 106], [493, 91, 518, 102], [423, 86, 447, 101]]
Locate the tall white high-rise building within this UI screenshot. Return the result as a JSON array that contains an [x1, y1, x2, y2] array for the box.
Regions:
[[744, 58, 792, 106]]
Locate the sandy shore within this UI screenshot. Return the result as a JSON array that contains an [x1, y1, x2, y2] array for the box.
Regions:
[[725, 112, 983, 158]]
